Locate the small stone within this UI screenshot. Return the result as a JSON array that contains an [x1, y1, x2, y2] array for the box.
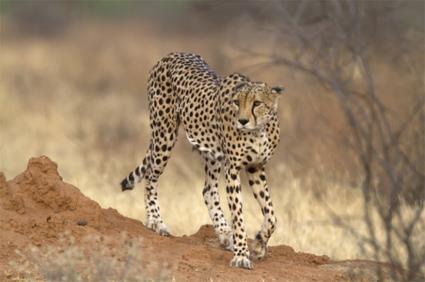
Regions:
[[77, 219, 87, 226]]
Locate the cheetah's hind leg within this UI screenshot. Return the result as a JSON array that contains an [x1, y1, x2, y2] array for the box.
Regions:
[[141, 84, 180, 236], [201, 156, 233, 250]]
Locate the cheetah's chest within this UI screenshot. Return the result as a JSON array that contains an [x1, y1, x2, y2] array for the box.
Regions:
[[244, 132, 271, 165]]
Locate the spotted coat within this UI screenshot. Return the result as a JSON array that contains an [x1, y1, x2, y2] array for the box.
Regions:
[[121, 52, 282, 269]]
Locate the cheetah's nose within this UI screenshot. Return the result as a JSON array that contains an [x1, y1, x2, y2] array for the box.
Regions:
[[238, 118, 249, 126]]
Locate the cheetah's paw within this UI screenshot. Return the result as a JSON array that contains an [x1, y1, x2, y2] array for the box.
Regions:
[[250, 239, 267, 260], [146, 219, 170, 236], [218, 229, 233, 251], [230, 255, 253, 269]]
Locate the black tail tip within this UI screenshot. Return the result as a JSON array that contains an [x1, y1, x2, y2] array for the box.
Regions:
[[121, 178, 134, 192]]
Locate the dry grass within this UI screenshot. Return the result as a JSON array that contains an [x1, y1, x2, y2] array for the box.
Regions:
[[0, 18, 423, 272], [9, 232, 173, 281]]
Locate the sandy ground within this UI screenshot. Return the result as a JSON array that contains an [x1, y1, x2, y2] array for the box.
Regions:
[[0, 156, 394, 281]]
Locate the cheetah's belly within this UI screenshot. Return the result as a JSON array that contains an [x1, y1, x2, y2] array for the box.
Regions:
[[186, 133, 223, 161]]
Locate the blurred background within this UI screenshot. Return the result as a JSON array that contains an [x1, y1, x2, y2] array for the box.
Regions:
[[0, 0, 424, 279]]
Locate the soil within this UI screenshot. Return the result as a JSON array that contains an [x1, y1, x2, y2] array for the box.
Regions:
[[0, 156, 393, 281]]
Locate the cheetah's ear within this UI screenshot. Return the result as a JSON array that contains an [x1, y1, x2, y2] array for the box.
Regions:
[[271, 86, 285, 95], [270, 86, 284, 111], [234, 82, 249, 92]]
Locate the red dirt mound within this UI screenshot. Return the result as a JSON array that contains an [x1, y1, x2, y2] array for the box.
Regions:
[[0, 156, 392, 281]]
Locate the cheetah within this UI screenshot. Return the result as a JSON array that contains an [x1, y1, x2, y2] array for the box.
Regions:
[[120, 52, 283, 269]]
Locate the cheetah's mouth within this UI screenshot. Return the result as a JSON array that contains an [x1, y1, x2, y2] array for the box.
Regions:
[[235, 123, 259, 132]]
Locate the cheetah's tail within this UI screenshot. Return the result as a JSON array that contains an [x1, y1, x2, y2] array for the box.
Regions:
[[120, 154, 150, 191]]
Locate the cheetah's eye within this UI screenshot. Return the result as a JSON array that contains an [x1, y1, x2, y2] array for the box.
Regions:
[[233, 100, 240, 106], [253, 100, 262, 107]]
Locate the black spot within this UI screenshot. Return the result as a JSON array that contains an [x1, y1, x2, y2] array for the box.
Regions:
[[247, 167, 257, 174], [255, 233, 263, 242], [231, 174, 237, 180], [259, 191, 265, 198], [260, 174, 266, 181], [203, 185, 210, 195], [135, 166, 140, 176]]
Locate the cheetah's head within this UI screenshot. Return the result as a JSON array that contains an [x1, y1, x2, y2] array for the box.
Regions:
[[231, 81, 284, 131]]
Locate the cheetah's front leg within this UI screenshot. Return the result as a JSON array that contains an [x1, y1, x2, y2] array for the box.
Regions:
[[246, 166, 277, 260], [225, 166, 252, 269]]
